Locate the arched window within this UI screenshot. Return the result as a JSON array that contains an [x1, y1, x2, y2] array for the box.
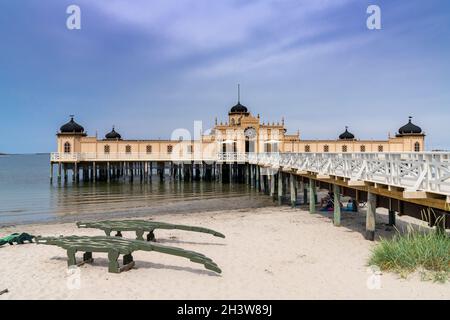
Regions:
[[305, 145, 311, 153], [187, 145, 193, 154], [125, 145, 131, 154], [378, 145, 384, 152], [104, 145, 110, 154], [414, 142, 420, 152], [323, 145, 329, 152], [231, 119, 235, 126], [360, 145, 366, 152], [146, 145, 152, 154], [342, 145, 348, 153], [167, 145, 173, 154], [64, 142, 71, 153]]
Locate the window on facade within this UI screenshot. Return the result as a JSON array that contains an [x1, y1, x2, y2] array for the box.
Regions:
[[360, 145, 366, 152], [231, 119, 235, 126], [104, 145, 110, 154], [305, 145, 311, 153], [342, 145, 348, 153], [146, 145, 152, 154], [64, 142, 71, 153], [378, 145, 384, 152], [323, 145, 329, 152], [167, 145, 173, 154], [414, 142, 420, 152], [187, 145, 193, 154], [125, 145, 131, 154]]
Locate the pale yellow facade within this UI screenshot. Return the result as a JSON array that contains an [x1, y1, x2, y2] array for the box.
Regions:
[[56, 108, 425, 158]]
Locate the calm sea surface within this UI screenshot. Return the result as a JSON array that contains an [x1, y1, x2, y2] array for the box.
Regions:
[[0, 154, 272, 225]]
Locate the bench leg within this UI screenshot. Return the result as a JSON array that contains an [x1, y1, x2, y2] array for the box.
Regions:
[[115, 231, 123, 237], [108, 250, 120, 273], [146, 231, 155, 242], [121, 254, 135, 272], [67, 248, 77, 267], [123, 253, 133, 265], [83, 252, 93, 262], [135, 230, 144, 241], [104, 229, 112, 237]]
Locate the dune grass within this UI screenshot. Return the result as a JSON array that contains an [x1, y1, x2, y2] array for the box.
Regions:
[[369, 227, 450, 283]]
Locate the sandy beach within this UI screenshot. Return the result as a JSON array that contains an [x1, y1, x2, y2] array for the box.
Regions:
[[0, 205, 449, 300]]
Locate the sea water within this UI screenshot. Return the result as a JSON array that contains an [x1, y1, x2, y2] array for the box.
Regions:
[[0, 154, 273, 225]]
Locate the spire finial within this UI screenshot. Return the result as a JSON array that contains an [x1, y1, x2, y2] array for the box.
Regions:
[[69, 114, 74, 121], [409, 116, 412, 122], [345, 126, 349, 131], [237, 84, 240, 103]]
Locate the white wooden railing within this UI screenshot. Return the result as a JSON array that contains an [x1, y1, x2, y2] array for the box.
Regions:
[[248, 152, 450, 198], [50, 152, 248, 163]]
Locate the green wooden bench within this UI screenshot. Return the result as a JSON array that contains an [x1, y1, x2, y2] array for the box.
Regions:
[[0, 233, 34, 246], [35, 235, 221, 274], [76, 220, 225, 242]]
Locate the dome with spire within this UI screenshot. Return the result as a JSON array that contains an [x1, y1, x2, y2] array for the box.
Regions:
[[59, 116, 85, 134], [397, 116, 423, 136], [339, 126, 355, 140], [229, 84, 249, 114], [105, 126, 122, 140]]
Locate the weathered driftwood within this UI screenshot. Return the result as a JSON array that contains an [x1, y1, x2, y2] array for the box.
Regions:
[[35, 235, 221, 274], [76, 220, 225, 242]]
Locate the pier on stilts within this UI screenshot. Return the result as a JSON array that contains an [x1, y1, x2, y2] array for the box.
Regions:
[[50, 151, 450, 240]]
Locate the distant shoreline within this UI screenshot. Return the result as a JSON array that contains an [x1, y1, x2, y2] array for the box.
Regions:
[[0, 153, 50, 156]]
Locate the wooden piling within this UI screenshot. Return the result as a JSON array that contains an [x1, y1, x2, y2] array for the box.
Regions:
[[50, 163, 53, 182], [333, 184, 341, 226], [309, 178, 316, 213], [366, 191, 377, 241], [278, 171, 283, 205], [290, 173, 296, 207]]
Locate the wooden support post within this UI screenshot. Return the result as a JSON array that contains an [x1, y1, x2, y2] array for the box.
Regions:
[[57, 162, 62, 181], [388, 210, 396, 226], [50, 163, 54, 182], [270, 172, 275, 200], [388, 198, 396, 226], [149, 162, 153, 181], [333, 184, 341, 226], [366, 191, 377, 241], [74, 162, 78, 182], [107, 162, 111, 182], [309, 178, 316, 214], [278, 171, 283, 205], [255, 166, 260, 191], [290, 173, 296, 207], [63, 164, 67, 182]]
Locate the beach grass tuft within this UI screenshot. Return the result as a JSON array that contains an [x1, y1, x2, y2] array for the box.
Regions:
[[369, 224, 450, 283]]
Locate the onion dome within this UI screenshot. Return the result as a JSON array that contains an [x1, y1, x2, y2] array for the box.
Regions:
[[230, 102, 248, 114], [105, 126, 122, 140], [398, 116, 423, 135], [339, 126, 355, 140], [59, 116, 85, 134]]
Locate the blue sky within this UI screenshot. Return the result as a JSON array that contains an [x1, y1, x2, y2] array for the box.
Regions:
[[0, 0, 449, 153]]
